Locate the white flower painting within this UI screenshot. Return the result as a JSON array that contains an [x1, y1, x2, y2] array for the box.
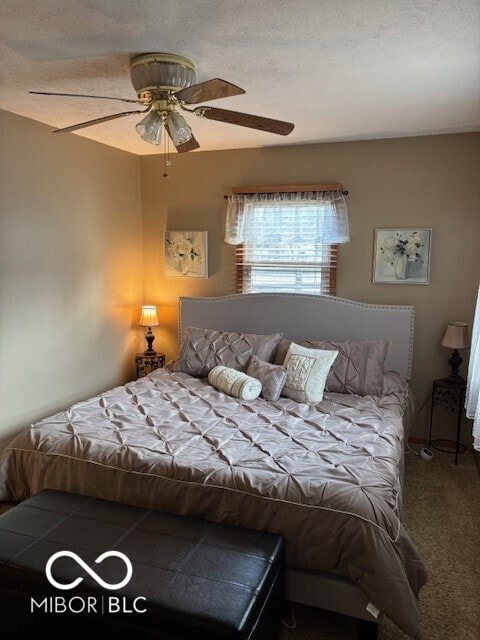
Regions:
[[373, 228, 432, 284], [165, 231, 208, 278]]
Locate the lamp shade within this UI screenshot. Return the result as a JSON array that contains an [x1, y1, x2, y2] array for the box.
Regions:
[[139, 305, 159, 327], [441, 321, 468, 349]]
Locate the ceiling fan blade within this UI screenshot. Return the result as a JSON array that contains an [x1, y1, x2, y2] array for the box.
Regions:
[[176, 79, 245, 105], [195, 106, 294, 135], [175, 134, 200, 153], [53, 108, 150, 134], [165, 121, 200, 153], [30, 90, 144, 105]]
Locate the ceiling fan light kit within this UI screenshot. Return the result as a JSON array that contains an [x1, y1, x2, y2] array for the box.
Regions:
[[135, 111, 163, 145], [167, 111, 193, 146], [30, 51, 294, 156]]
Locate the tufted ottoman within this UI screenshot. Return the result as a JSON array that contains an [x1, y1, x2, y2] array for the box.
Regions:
[[0, 490, 284, 639]]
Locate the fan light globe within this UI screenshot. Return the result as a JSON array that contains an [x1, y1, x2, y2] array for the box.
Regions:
[[167, 111, 192, 145], [136, 111, 163, 145]]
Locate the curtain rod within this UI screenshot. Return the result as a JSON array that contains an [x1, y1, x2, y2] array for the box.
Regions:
[[223, 183, 348, 198]]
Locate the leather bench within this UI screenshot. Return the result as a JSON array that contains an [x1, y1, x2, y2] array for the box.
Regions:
[[0, 489, 284, 639]]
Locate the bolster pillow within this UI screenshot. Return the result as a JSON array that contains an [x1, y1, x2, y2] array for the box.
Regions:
[[208, 366, 262, 401]]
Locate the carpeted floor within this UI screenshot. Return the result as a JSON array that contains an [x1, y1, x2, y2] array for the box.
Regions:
[[279, 449, 480, 640]]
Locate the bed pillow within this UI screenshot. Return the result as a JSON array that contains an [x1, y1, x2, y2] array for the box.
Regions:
[[172, 327, 283, 377], [274, 339, 390, 396], [246, 355, 288, 402], [208, 366, 262, 401], [281, 343, 338, 404]]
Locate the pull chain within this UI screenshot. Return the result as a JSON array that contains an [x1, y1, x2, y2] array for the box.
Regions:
[[162, 122, 171, 178]]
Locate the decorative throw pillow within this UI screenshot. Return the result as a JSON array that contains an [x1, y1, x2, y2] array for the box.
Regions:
[[208, 366, 262, 401], [281, 343, 338, 404], [274, 339, 390, 396], [246, 355, 288, 402], [172, 327, 283, 377]]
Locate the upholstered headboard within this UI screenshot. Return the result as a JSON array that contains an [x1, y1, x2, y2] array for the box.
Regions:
[[179, 293, 415, 379]]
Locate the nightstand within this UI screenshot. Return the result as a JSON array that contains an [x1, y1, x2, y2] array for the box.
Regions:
[[428, 377, 467, 465], [135, 353, 166, 379]]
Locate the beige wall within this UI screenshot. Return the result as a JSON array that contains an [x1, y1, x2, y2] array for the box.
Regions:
[[1, 118, 477, 445], [142, 133, 480, 442], [0, 110, 143, 441]]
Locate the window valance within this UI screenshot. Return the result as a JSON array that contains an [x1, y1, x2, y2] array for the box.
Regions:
[[224, 190, 349, 245]]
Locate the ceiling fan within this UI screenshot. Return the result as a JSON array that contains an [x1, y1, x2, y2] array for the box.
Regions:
[[30, 52, 295, 153]]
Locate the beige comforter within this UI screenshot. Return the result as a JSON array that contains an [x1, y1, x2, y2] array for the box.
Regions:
[[0, 368, 427, 637]]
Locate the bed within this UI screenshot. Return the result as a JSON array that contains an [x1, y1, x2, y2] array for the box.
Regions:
[[0, 293, 427, 639]]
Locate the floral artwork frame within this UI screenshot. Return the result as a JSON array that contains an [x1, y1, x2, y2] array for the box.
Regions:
[[372, 228, 432, 284], [164, 230, 208, 278]]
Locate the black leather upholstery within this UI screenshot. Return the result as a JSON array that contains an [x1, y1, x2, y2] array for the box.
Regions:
[[0, 490, 284, 639]]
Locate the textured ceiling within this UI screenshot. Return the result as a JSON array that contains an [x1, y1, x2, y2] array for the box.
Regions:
[[0, 0, 479, 156]]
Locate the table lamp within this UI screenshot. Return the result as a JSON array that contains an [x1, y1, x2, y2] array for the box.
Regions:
[[441, 321, 468, 382], [139, 305, 160, 355]]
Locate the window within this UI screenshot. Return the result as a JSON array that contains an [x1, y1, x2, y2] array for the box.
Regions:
[[235, 203, 338, 294], [225, 187, 349, 296]]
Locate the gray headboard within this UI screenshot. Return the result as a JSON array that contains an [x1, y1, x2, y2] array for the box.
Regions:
[[179, 293, 415, 379]]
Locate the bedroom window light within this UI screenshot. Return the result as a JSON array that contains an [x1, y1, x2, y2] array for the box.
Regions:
[[224, 186, 349, 295]]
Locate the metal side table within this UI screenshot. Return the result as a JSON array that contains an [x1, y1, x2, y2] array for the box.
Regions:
[[428, 377, 466, 465]]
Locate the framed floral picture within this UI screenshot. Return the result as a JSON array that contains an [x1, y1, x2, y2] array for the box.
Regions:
[[372, 228, 432, 284], [164, 230, 208, 278]]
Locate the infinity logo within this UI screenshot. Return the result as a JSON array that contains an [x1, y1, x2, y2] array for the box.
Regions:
[[45, 551, 133, 591]]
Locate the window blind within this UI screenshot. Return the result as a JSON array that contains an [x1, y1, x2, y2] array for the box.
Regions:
[[234, 199, 339, 295]]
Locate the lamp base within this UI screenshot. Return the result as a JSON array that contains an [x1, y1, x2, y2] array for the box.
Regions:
[[144, 328, 156, 356], [445, 374, 465, 385], [446, 349, 463, 383]]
